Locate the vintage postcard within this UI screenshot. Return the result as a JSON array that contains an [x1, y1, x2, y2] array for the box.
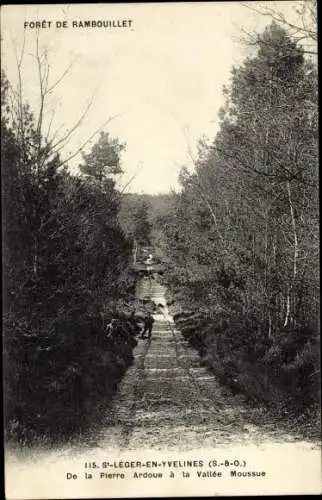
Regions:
[[2, 2, 320, 498]]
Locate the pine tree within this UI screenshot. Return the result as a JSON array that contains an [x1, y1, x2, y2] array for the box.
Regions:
[[79, 131, 126, 183]]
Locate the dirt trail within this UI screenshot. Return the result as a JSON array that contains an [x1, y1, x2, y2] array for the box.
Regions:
[[80, 276, 315, 451], [6, 276, 321, 500]]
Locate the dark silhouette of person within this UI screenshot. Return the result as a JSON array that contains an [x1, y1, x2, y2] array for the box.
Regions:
[[106, 318, 117, 338], [141, 312, 154, 340]]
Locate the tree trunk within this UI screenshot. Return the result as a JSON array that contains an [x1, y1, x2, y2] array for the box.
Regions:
[[284, 181, 298, 327], [133, 238, 138, 265]]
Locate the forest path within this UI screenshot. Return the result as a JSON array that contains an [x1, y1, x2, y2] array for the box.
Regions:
[[84, 277, 309, 451], [6, 277, 320, 499]]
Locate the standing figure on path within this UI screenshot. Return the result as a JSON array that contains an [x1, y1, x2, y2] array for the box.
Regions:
[[106, 318, 117, 339], [141, 311, 154, 340], [146, 253, 153, 276]]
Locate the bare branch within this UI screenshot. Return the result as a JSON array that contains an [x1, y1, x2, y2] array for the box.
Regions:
[[46, 60, 75, 94], [118, 163, 144, 196], [45, 109, 56, 143], [49, 91, 97, 153], [57, 113, 124, 168], [241, 1, 317, 41], [35, 29, 45, 145], [11, 32, 26, 145]]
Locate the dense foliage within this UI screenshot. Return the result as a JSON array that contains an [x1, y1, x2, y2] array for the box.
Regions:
[[160, 24, 319, 422], [119, 192, 175, 259], [2, 70, 138, 443]]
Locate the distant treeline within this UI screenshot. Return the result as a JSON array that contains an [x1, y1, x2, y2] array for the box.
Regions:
[[159, 25, 319, 425], [118, 192, 175, 263], [2, 71, 139, 443]]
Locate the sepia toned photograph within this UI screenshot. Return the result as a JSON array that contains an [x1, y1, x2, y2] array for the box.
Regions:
[[2, 2, 320, 498]]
